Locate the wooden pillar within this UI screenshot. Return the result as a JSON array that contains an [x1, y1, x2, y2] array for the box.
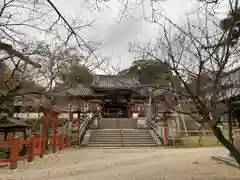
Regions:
[[77, 113, 81, 138], [23, 128, 27, 155], [52, 120, 57, 153], [102, 103, 105, 118], [68, 111, 73, 122], [84, 100, 88, 112], [23, 129, 27, 140], [4, 131, 7, 141], [68, 110, 73, 136], [128, 98, 133, 118], [27, 135, 35, 162], [10, 137, 21, 170], [127, 106, 131, 118]]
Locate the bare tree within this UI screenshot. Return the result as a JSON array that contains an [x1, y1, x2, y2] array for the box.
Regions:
[[0, 0, 106, 110], [0, 0, 101, 86], [0, 0, 99, 52], [130, 0, 240, 164]]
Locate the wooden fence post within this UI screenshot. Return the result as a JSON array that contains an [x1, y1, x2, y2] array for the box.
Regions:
[[59, 134, 64, 150], [36, 134, 41, 154], [27, 135, 35, 162], [10, 137, 21, 170], [64, 134, 70, 147]]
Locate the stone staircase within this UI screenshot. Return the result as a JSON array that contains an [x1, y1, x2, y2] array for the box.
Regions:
[[86, 129, 160, 147]]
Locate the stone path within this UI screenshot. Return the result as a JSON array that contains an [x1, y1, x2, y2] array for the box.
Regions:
[[0, 147, 240, 180]]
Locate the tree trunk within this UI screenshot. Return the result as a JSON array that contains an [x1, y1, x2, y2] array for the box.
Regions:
[[210, 122, 240, 165]]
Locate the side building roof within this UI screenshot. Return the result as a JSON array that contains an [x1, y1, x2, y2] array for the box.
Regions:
[[0, 117, 29, 131]]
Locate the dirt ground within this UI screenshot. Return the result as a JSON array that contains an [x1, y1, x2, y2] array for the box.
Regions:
[[0, 147, 239, 180]]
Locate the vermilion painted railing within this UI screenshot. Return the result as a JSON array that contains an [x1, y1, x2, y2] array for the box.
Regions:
[[0, 135, 13, 140], [48, 134, 70, 149], [0, 134, 70, 169], [0, 109, 72, 170]]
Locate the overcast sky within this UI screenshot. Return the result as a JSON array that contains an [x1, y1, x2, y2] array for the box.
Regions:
[[57, 0, 201, 73], [23, 0, 202, 74], [4, 0, 228, 74]]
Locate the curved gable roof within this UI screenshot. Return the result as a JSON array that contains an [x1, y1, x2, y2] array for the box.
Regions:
[[92, 75, 140, 89]]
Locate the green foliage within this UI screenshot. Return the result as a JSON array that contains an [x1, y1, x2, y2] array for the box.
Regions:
[[220, 8, 240, 46], [119, 59, 173, 86], [60, 65, 93, 85]]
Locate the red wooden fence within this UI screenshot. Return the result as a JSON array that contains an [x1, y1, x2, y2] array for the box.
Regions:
[[0, 134, 70, 169], [0, 135, 13, 140], [0, 107, 71, 169]]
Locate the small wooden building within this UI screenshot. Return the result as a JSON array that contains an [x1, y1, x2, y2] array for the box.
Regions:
[[0, 117, 29, 140]]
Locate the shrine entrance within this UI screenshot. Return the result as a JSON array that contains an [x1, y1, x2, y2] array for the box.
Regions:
[[102, 98, 132, 118], [99, 97, 136, 129]]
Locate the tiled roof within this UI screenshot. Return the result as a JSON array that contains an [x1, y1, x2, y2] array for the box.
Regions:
[[92, 75, 140, 89], [48, 75, 165, 97], [68, 84, 93, 96], [133, 88, 164, 97], [0, 117, 28, 128], [48, 84, 93, 97]]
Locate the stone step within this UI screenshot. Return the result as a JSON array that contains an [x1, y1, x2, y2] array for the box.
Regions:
[[91, 130, 149, 132], [89, 138, 155, 142], [86, 129, 158, 148], [90, 134, 152, 137], [90, 136, 154, 139], [90, 138, 153, 141], [87, 143, 158, 147], [88, 141, 156, 144], [89, 141, 156, 144], [91, 132, 150, 134], [91, 132, 151, 135], [91, 129, 149, 132]]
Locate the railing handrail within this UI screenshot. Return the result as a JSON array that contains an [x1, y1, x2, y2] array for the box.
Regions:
[[120, 124, 123, 147], [148, 122, 165, 145], [165, 129, 240, 133], [116, 114, 124, 147], [77, 113, 94, 145]]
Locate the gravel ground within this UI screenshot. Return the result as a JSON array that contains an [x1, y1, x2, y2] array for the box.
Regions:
[[0, 147, 239, 180]]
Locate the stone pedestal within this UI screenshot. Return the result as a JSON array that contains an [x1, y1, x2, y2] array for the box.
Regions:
[[168, 128, 179, 138], [93, 117, 98, 128], [88, 117, 99, 129]]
